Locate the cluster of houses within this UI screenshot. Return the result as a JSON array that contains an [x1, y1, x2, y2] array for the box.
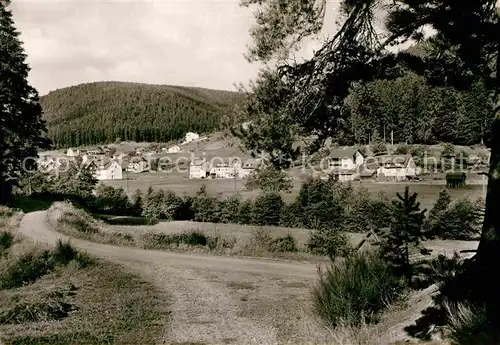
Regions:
[[186, 148, 420, 182], [37, 132, 209, 181], [326, 148, 418, 182], [189, 158, 259, 179]]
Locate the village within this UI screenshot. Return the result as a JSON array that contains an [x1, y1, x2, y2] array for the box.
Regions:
[[35, 131, 490, 185]]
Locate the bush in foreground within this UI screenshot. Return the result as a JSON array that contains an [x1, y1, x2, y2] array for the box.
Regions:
[[0, 285, 75, 324], [0, 240, 93, 289], [307, 226, 352, 261], [312, 251, 406, 327], [445, 302, 500, 345]]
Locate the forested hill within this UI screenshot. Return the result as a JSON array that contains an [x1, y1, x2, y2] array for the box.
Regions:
[[40, 81, 244, 148]]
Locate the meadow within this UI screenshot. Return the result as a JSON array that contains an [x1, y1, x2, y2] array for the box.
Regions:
[[105, 171, 484, 211]]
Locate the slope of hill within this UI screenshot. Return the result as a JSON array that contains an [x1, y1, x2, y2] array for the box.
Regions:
[[40, 81, 243, 148]]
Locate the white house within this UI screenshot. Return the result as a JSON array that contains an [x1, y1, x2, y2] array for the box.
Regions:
[[127, 156, 149, 173], [66, 148, 80, 157], [210, 163, 235, 179], [95, 160, 123, 180], [166, 145, 181, 153], [237, 159, 258, 179], [328, 148, 365, 170], [185, 132, 200, 143], [189, 159, 211, 179], [328, 148, 365, 182], [376, 154, 417, 182]]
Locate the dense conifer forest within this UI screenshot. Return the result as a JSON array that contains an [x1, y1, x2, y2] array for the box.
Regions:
[[40, 81, 244, 148]]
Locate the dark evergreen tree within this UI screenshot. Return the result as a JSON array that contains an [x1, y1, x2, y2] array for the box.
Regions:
[[424, 189, 452, 238], [379, 187, 426, 277], [252, 192, 283, 226], [0, 0, 50, 203]]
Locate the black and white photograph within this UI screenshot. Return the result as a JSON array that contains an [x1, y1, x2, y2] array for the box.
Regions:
[[0, 0, 499, 344]]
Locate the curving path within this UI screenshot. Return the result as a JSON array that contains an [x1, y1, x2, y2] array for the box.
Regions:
[[19, 211, 325, 345]]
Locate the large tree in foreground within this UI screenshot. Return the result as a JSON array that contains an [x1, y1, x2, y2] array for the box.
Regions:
[[239, 0, 499, 312], [0, 0, 49, 204]]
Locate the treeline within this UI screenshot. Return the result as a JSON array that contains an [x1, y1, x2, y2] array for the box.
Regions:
[[16, 167, 483, 241], [346, 72, 492, 146], [40, 82, 243, 148]]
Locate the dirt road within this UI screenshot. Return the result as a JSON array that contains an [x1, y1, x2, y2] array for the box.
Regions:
[[19, 211, 328, 345]]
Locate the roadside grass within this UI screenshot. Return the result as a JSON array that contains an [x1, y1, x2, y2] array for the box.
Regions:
[[312, 251, 407, 328], [49, 202, 327, 261], [0, 261, 169, 345], [0, 206, 169, 345]]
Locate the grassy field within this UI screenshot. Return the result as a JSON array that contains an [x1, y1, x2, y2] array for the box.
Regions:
[[105, 172, 484, 211], [0, 209, 169, 345]]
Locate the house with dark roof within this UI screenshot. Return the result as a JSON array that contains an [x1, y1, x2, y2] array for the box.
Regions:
[[189, 159, 211, 179], [127, 156, 149, 173], [376, 154, 417, 182], [85, 158, 123, 180], [328, 148, 365, 181]]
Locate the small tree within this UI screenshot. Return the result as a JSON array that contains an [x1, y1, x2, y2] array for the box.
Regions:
[[379, 187, 426, 277], [424, 189, 452, 237], [433, 198, 483, 240], [279, 201, 303, 228], [441, 143, 456, 158], [370, 130, 387, 156], [237, 199, 253, 224], [298, 177, 344, 229], [394, 143, 410, 155], [131, 189, 143, 216], [142, 189, 165, 220], [161, 190, 183, 221], [219, 194, 242, 224], [307, 224, 352, 261], [245, 165, 292, 193], [192, 185, 220, 223], [252, 192, 283, 226]]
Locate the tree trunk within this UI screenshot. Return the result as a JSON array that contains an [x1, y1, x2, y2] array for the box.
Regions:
[[474, 51, 500, 315]]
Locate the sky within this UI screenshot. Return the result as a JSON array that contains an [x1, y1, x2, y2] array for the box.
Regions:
[[9, 0, 345, 96], [9, 0, 266, 95]]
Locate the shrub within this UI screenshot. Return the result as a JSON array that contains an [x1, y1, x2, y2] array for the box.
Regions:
[[207, 236, 236, 251], [371, 141, 387, 156], [249, 227, 273, 251], [237, 200, 253, 224], [269, 234, 298, 253], [445, 302, 499, 345], [279, 201, 303, 228], [139, 231, 208, 249], [343, 188, 391, 233], [94, 184, 131, 215], [311, 252, 406, 327], [441, 142, 455, 157], [0, 249, 53, 289], [0, 241, 93, 289], [394, 143, 410, 154], [428, 198, 482, 240], [297, 178, 344, 229], [0, 231, 14, 254], [0, 286, 74, 324], [192, 186, 221, 223], [218, 195, 242, 224], [307, 226, 352, 261], [60, 211, 100, 234], [252, 193, 284, 226], [0, 206, 14, 219], [424, 189, 452, 237]]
